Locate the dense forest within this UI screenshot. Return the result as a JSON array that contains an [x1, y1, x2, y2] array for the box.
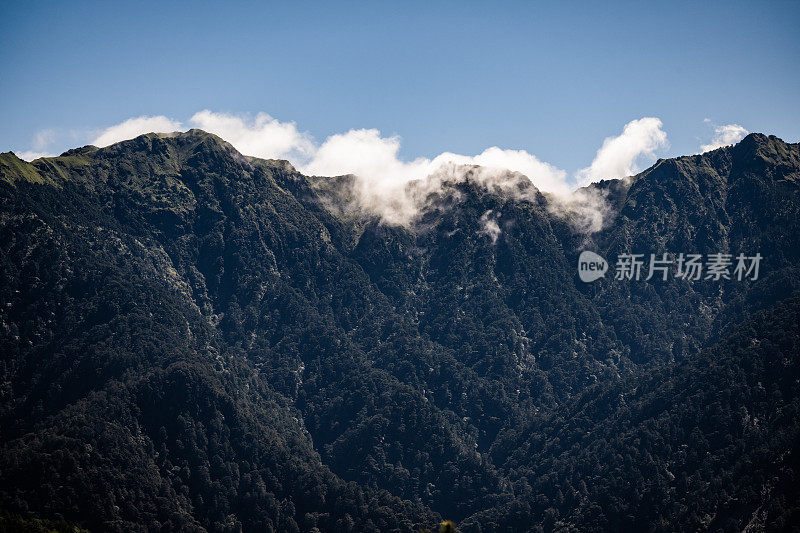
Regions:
[[0, 130, 798, 531]]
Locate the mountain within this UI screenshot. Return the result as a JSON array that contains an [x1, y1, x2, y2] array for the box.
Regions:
[[0, 130, 798, 532]]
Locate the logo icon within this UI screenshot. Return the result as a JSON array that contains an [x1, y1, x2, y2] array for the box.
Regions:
[[578, 251, 608, 282]]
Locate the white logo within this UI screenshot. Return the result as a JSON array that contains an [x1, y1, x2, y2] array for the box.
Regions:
[[578, 251, 608, 282]]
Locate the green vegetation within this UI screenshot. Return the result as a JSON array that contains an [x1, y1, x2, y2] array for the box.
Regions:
[[0, 153, 47, 185]]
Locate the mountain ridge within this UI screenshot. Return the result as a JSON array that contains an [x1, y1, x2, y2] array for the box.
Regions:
[[1, 130, 798, 531]]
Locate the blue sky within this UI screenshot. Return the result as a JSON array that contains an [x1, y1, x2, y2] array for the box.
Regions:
[[2, 1, 798, 183]]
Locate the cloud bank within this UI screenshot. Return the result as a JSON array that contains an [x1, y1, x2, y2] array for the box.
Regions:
[[88, 111, 661, 195], [699, 123, 748, 153], [17, 111, 677, 231]]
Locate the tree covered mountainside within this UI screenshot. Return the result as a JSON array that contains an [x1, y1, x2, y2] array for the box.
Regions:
[[0, 130, 798, 532]]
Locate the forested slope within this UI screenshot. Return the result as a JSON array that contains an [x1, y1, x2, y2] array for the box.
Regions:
[[0, 131, 798, 531]]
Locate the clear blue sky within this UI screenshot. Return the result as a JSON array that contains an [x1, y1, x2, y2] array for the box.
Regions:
[[1, 0, 798, 172]]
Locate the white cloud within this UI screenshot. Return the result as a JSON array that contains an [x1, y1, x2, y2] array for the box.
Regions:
[[699, 123, 748, 153], [302, 128, 435, 225], [189, 110, 315, 162], [304, 128, 429, 186], [16, 150, 56, 162], [300, 129, 574, 224], [302, 130, 570, 195], [91, 115, 183, 147], [576, 117, 669, 186], [478, 209, 502, 244]]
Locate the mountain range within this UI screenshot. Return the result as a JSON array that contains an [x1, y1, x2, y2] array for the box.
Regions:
[[0, 130, 798, 532]]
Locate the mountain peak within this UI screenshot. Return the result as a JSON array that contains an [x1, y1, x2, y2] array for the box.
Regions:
[[740, 132, 770, 144], [732, 132, 799, 169]]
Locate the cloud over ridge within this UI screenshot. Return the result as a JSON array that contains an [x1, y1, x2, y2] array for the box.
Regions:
[[24, 111, 681, 231], [87, 111, 667, 193]]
